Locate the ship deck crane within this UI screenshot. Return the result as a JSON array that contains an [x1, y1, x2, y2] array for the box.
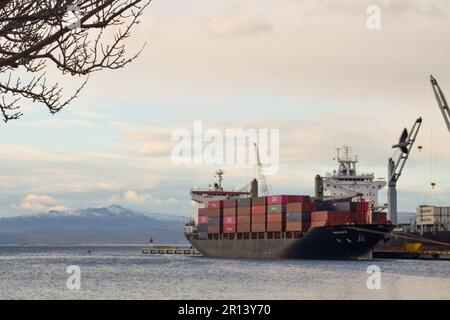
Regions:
[[254, 143, 271, 196], [388, 117, 423, 225], [430, 75, 450, 134]]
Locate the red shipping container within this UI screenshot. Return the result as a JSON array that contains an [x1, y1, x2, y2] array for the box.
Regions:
[[223, 225, 236, 233], [285, 222, 310, 232], [237, 207, 251, 216], [252, 205, 266, 215], [223, 216, 236, 225], [268, 195, 310, 205], [237, 224, 251, 233], [267, 195, 288, 205], [223, 199, 237, 208], [223, 207, 236, 216], [286, 202, 303, 213], [267, 213, 283, 223], [311, 211, 355, 224], [252, 215, 266, 224], [252, 223, 266, 232], [357, 201, 369, 213], [207, 208, 222, 217], [310, 220, 327, 228], [267, 222, 283, 232], [285, 222, 301, 231], [208, 201, 222, 209], [198, 208, 211, 216], [238, 215, 251, 224], [208, 226, 221, 234], [373, 212, 387, 224], [198, 216, 208, 224], [252, 197, 267, 206]]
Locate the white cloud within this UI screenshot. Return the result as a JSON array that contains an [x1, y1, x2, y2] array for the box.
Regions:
[[14, 194, 70, 212], [110, 190, 178, 205]]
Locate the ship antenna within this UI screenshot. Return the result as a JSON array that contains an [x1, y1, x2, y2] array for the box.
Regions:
[[215, 169, 225, 190]]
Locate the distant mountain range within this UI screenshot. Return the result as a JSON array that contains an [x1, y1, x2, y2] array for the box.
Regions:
[[0, 205, 188, 245]]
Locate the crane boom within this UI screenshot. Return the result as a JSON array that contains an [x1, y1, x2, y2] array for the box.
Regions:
[[388, 117, 422, 225], [430, 75, 450, 134]]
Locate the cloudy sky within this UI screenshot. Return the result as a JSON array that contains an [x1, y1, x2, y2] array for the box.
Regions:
[[1, 0, 450, 217]]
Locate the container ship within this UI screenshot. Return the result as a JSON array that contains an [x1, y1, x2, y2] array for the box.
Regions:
[[185, 164, 394, 260]]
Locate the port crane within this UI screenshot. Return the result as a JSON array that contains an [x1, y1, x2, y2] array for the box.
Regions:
[[388, 117, 423, 225], [430, 75, 450, 134], [254, 143, 271, 196]]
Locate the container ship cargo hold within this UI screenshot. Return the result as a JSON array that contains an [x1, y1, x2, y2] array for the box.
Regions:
[[185, 168, 393, 260]]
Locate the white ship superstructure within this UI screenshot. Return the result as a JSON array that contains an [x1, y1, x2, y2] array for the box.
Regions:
[[323, 146, 386, 206], [190, 169, 251, 206]]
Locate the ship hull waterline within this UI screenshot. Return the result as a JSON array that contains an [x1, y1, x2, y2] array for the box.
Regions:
[[187, 224, 393, 260]]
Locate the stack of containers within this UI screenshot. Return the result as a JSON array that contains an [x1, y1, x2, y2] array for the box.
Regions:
[[206, 201, 222, 234], [267, 196, 286, 232], [416, 206, 450, 225], [311, 211, 355, 228], [197, 208, 209, 237], [222, 199, 237, 233], [251, 197, 267, 232], [237, 198, 252, 232], [285, 196, 314, 232]]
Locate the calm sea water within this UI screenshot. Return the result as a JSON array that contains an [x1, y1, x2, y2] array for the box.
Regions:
[[0, 245, 449, 300]]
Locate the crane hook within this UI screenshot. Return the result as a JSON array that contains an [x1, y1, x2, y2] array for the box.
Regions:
[[431, 182, 436, 189]]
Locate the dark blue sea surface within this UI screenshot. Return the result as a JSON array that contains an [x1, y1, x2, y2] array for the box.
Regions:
[[0, 245, 449, 299]]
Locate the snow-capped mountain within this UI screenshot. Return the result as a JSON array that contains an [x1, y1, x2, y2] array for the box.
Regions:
[[0, 205, 188, 244]]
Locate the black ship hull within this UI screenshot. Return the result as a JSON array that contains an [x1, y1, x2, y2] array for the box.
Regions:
[[187, 224, 393, 260]]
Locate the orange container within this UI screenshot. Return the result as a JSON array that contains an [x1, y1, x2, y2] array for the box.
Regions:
[[223, 207, 236, 216], [237, 224, 251, 233], [252, 215, 266, 224], [237, 215, 251, 224], [252, 223, 266, 232], [252, 205, 266, 215]]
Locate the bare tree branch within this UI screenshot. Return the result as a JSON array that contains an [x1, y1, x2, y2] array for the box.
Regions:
[[0, 0, 151, 122]]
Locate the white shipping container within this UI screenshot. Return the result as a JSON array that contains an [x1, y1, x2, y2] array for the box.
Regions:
[[417, 215, 439, 225]]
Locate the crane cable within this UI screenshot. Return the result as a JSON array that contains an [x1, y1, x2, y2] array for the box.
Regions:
[[421, 85, 441, 205]]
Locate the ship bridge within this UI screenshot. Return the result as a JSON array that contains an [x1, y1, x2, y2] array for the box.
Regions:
[[323, 146, 387, 206]]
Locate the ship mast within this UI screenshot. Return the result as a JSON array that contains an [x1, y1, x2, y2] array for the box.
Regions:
[[336, 146, 358, 177]]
